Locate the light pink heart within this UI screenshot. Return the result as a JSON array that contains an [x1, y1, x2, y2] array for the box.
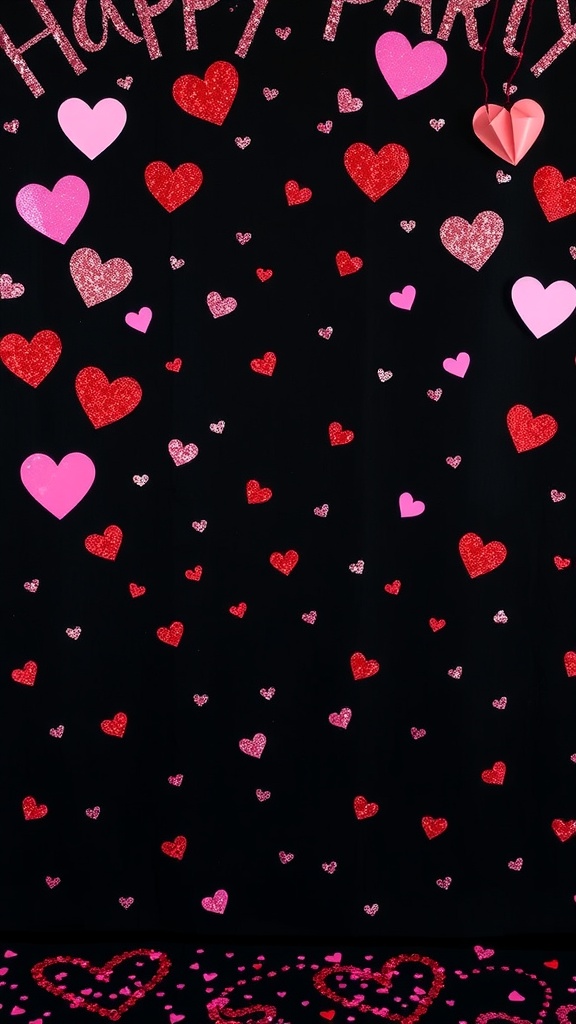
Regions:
[[207, 291, 237, 317], [440, 211, 504, 270], [375, 31, 447, 99], [168, 439, 198, 465], [337, 88, 362, 113], [389, 285, 415, 310], [57, 97, 127, 159], [70, 247, 133, 307], [0, 274, 25, 299], [125, 307, 152, 332], [511, 276, 576, 338], [20, 452, 95, 519], [329, 708, 352, 729], [399, 491, 425, 517], [16, 175, 89, 244], [443, 351, 470, 377], [201, 889, 228, 914]]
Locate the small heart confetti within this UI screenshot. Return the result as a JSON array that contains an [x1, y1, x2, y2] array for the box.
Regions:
[[3, 119, 19, 133], [377, 369, 393, 382], [496, 170, 512, 183], [429, 118, 445, 130], [170, 256, 185, 269], [400, 220, 416, 232]]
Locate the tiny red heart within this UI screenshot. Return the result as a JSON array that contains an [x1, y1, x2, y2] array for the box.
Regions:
[[285, 180, 312, 205], [250, 351, 276, 376], [11, 660, 37, 686], [335, 250, 363, 276], [429, 618, 446, 632], [129, 583, 146, 598], [166, 358, 182, 372], [353, 795, 379, 819], [185, 566, 203, 581], [100, 712, 127, 738], [256, 268, 273, 282], [328, 421, 354, 446], [384, 580, 401, 594], [543, 960, 559, 969], [246, 479, 273, 503], [157, 621, 184, 646], [270, 550, 299, 575], [229, 602, 247, 617], [554, 556, 571, 569], [161, 835, 187, 859]]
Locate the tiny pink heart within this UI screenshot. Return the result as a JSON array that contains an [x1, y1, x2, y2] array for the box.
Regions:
[[427, 388, 442, 400], [193, 694, 208, 706], [493, 609, 508, 623], [318, 327, 333, 339], [207, 291, 237, 317], [314, 503, 329, 516], [338, 88, 362, 113], [192, 519, 207, 532], [279, 851, 294, 863], [260, 687, 275, 699], [168, 774, 183, 785], [317, 121, 333, 133], [3, 119, 19, 133], [411, 727, 426, 739], [117, 76, 133, 89], [0, 274, 25, 299], [492, 697, 507, 709], [263, 88, 279, 100], [168, 439, 198, 465], [302, 610, 317, 624], [389, 285, 416, 310], [377, 369, 393, 382], [322, 861, 337, 873], [430, 118, 445, 130], [236, 232, 251, 244], [23, 579, 39, 592], [400, 220, 416, 232], [49, 725, 64, 738], [275, 26, 291, 39], [446, 456, 461, 468], [235, 136, 251, 149], [256, 789, 271, 801], [209, 420, 225, 433], [496, 170, 511, 183], [551, 489, 566, 502], [170, 256, 185, 269], [133, 474, 149, 486]]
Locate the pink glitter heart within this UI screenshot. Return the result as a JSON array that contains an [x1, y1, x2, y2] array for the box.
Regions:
[[318, 327, 333, 339], [169, 439, 198, 465], [302, 610, 317, 624], [436, 877, 452, 888], [275, 26, 291, 39], [328, 708, 352, 729], [66, 627, 81, 640], [551, 489, 566, 502], [170, 256, 185, 269], [493, 609, 508, 623], [207, 291, 237, 317], [279, 852, 294, 864], [322, 861, 337, 873], [191, 520, 207, 532], [118, 896, 134, 908], [235, 136, 251, 149], [430, 118, 445, 130], [133, 474, 149, 486], [24, 579, 39, 592], [260, 687, 275, 700], [411, 727, 426, 739], [349, 560, 364, 574], [377, 369, 393, 382], [263, 88, 279, 100], [0, 273, 25, 299], [314, 504, 329, 516], [447, 666, 462, 679], [492, 697, 507, 709], [256, 789, 271, 802], [193, 694, 209, 706], [317, 121, 333, 133], [236, 233, 251, 244], [496, 170, 512, 183], [427, 388, 442, 400], [3, 119, 19, 132], [338, 88, 362, 113], [210, 420, 225, 433], [49, 725, 64, 738], [446, 456, 461, 468], [400, 220, 416, 232], [508, 857, 523, 870], [45, 876, 60, 888], [363, 904, 378, 915], [168, 775, 183, 786]]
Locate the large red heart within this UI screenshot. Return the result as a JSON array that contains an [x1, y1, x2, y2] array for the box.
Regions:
[[173, 61, 239, 125], [506, 404, 558, 452], [145, 160, 203, 211], [458, 533, 507, 578], [533, 165, 576, 222], [344, 143, 409, 201], [313, 954, 445, 1022], [31, 949, 171, 1020], [76, 367, 142, 428], [0, 329, 61, 387]]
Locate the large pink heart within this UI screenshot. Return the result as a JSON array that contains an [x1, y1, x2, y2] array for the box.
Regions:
[[472, 99, 545, 165], [15, 175, 89, 243], [439, 211, 504, 270], [511, 276, 576, 338], [20, 452, 96, 519], [57, 97, 127, 159], [70, 248, 133, 307], [375, 32, 447, 99]]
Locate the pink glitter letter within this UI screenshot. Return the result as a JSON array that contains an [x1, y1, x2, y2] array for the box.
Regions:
[[531, 0, 576, 76], [235, 0, 270, 58], [383, 0, 433, 36], [73, 0, 143, 52], [182, 0, 221, 51], [503, 0, 528, 55], [436, 0, 492, 50], [0, 0, 87, 98], [132, 0, 174, 58], [323, 0, 376, 43]]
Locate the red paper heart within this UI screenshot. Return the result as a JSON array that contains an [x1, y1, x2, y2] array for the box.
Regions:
[[161, 835, 187, 859], [421, 816, 448, 839], [564, 651, 576, 677], [22, 795, 48, 820], [506, 404, 558, 452], [353, 795, 379, 819], [246, 480, 273, 503], [85, 525, 123, 561], [270, 550, 299, 575], [0, 329, 62, 387], [336, 250, 363, 276], [76, 367, 142, 428], [552, 818, 576, 842], [533, 165, 576, 222], [250, 351, 276, 376], [458, 532, 507, 578], [157, 621, 184, 646], [350, 652, 380, 680], [344, 143, 410, 201], [313, 954, 444, 1022], [172, 61, 238, 125], [11, 660, 37, 685], [31, 949, 171, 1020], [100, 712, 127, 738], [144, 161, 203, 211]]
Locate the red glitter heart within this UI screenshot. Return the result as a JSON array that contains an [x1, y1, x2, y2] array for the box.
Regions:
[[76, 366, 142, 428], [85, 525, 123, 561], [0, 329, 62, 387], [31, 949, 171, 1021], [172, 61, 238, 125], [313, 954, 444, 1022], [533, 165, 576, 222], [344, 143, 410, 201], [144, 161, 203, 211], [506, 404, 558, 453], [458, 533, 507, 578]]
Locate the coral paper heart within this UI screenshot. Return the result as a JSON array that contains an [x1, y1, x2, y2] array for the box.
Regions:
[[313, 954, 445, 1021], [533, 165, 576, 221], [172, 61, 238, 125], [31, 949, 171, 1020], [459, 532, 507, 578], [76, 367, 142, 428], [506, 404, 558, 452], [344, 142, 409, 201], [439, 211, 503, 270], [145, 161, 203, 211], [472, 99, 545, 165]]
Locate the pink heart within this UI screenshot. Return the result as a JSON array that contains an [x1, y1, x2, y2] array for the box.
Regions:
[[302, 610, 317, 624], [375, 31, 447, 98], [400, 220, 416, 232], [472, 99, 545, 165], [239, 733, 267, 758], [511, 276, 576, 338], [235, 136, 251, 149], [279, 852, 294, 864], [440, 212, 504, 270], [260, 687, 275, 699], [168, 775, 183, 786], [57, 97, 127, 159], [492, 697, 507, 709], [118, 897, 134, 908], [317, 120, 333, 133], [325, 953, 342, 964], [0, 274, 25, 299], [236, 233, 251, 244], [411, 727, 426, 739], [70, 247, 133, 307], [49, 725, 64, 738], [210, 420, 225, 433], [399, 491, 425, 517], [473, 945, 495, 960], [24, 579, 39, 592], [169, 1015, 185, 1023], [201, 889, 228, 914], [193, 694, 208, 706], [337, 88, 362, 113], [314, 504, 329, 516], [328, 708, 352, 729], [389, 285, 415, 310], [168, 439, 198, 465], [446, 456, 461, 468], [508, 991, 525, 1001], [275, 26, 291, 39], [256, 789, 271, 801], [125, 307, 152, 333], [192, 520, 207, 531], [207, 291, 237, 317], [45, 876, 60, 888], [263, 88, 279, 100], [318, 327, 333, 339], [170, 256, 185, 269], [20, 452, 95, 519], [203, 973, 217, 982], [377, 369, 393, 382], [3, 119, 19, 132], [443, 351, 470, 377], [322, 861, 337, 873], [16, 175, 89, 244]]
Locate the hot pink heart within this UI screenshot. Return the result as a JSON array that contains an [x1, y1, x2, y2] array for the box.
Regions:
[[375, 31, 447, 99], [16, 175, 89, 244], [20, 452, 95, 519]]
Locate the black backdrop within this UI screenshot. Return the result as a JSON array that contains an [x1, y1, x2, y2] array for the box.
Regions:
[[2, 0, 576, 944]]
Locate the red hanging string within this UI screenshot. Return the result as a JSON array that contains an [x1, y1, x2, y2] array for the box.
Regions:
[[480, 0, 537, 112]]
